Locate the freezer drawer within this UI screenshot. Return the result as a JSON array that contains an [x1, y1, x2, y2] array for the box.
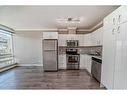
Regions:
[[43, 40, 57, 50], [43, 51, 58, 71]]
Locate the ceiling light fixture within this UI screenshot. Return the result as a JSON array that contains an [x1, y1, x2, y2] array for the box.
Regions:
[[56, 17, 81, 23]]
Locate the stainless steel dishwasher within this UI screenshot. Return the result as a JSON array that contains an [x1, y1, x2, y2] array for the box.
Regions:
[[91, 57, 102, 82]]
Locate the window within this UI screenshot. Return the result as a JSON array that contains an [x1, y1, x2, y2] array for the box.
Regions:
[[0, 29, 14, 68]]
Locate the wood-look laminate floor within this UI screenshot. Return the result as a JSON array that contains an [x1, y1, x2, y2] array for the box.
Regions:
[[0, 66, 104, 89]]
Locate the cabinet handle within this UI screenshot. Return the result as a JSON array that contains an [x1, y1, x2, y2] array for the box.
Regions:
[[112, 29, 115, 35], [113, 18, 115, 25], [118, 15, 121, 23], [117, 26, 120, 33]]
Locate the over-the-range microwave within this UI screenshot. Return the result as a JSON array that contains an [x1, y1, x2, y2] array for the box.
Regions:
[[66, 40, 78, 47]]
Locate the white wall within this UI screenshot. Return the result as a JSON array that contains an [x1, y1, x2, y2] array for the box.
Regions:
[[13, 31, 43, 66]]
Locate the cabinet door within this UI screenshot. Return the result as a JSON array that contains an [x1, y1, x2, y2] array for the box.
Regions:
[[58, 54, 66, 69], [87, 55, 92, 73], [85, 33, 92, 46], [101, 27, 116, 89], [91, 28, 101, 46], [114, 22, 127, 89], [43, 32, 58, 39], [58, 54, 63, 69], [80, 54, 86, 69], [78, 35, 84, 46], [117, 6, 127, 24], [58, 34, 67, 46], [91, 31, 96, 46], [103, 10, 118, 31], [85, 55, 92, 73], [96, 27, 103, 45]]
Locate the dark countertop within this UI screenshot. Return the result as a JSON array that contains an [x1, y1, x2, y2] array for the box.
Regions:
[[86, 54, 102, 60], [59, 45, 102, 48]]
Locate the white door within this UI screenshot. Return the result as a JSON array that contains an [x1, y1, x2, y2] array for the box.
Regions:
[[101, 27, 116, 89], [114, 22, 127, 89]]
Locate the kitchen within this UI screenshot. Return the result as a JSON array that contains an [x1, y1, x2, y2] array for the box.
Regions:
[[0, 5, 127, 89]]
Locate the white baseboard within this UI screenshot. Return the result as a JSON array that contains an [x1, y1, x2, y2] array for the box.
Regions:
[[17, 64, 43, 67], [0, 64, 17, 72]]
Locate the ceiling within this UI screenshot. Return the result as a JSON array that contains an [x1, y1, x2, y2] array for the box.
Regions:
[[0, 6, 119, 31]]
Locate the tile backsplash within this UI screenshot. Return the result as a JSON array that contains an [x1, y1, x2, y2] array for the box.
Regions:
[[59, 46, 102, 56]]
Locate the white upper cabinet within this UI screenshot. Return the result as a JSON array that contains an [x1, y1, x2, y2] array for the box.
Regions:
[[97, 27, 103, 45], [103, 10, 118, 31], [58, 27, 103, 47], [58, 34, 66, 46], [117, 6, 127, 24], [84, 33, 92, 46], [103, 6, 127, 31], [43, 32, 58, 39], [77, 35, 85, 46], [58, 34, 84, 46], [91, 27, 103, 46], [91, 30, 96, 46]]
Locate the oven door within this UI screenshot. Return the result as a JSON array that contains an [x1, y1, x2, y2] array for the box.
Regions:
[[67, 55, 79, 63], [67, 54, 80, 70]]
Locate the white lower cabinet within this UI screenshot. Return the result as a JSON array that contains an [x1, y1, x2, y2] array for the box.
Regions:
[[59, 54, 92, 71], [58, 54, 66, 69], [91, 27, 103, 46], [85, 55, 92, 73], [80, 54, 92, 73], [80, 54, 86, 69]]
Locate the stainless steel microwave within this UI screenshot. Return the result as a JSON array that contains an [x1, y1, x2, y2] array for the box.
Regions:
[[66, 40, 78, 47]]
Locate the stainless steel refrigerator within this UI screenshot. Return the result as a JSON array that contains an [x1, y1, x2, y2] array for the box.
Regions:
[[43, 39, 58, 71]]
